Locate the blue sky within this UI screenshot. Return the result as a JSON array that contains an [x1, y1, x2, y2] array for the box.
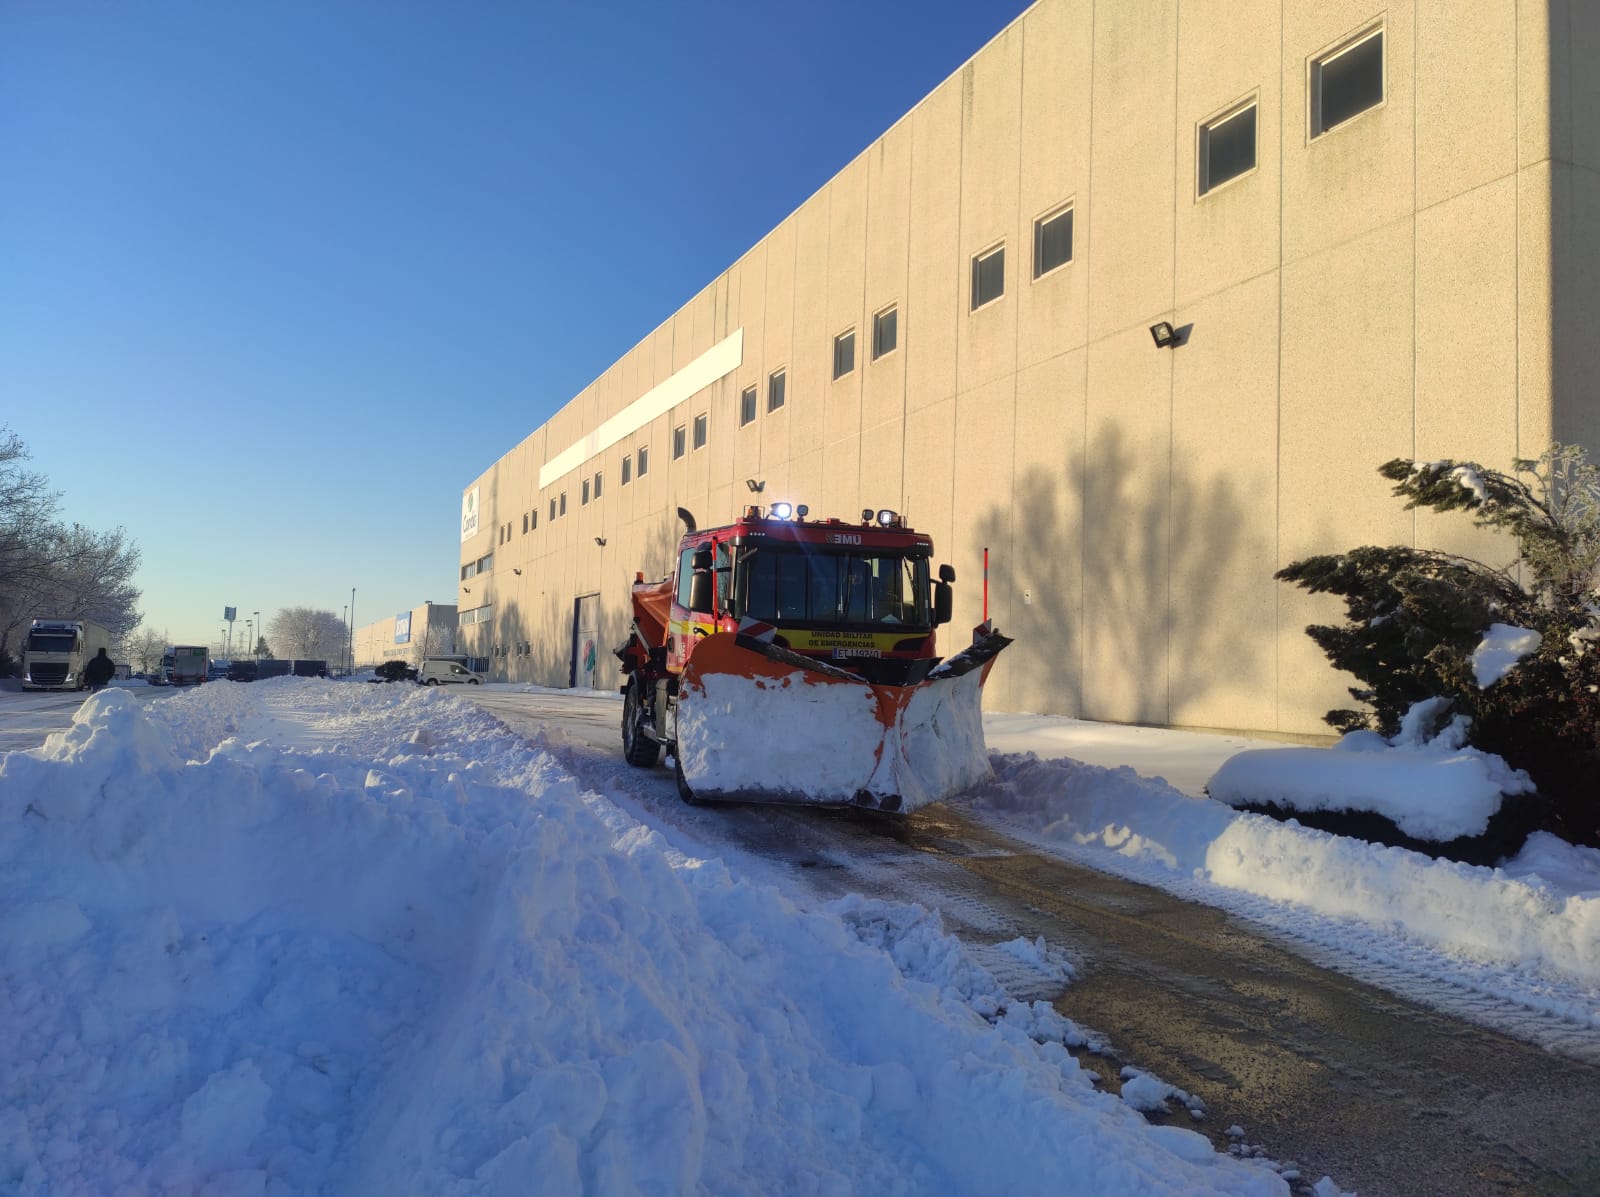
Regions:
[[1, 1, 1029, 650]]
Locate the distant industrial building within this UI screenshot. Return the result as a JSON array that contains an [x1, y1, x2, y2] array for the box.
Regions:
[[455, 0, 1599, 737], [352, 602, 459, 670]]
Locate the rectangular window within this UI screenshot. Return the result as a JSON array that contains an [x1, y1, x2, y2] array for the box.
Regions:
[[1199, 103, 1257, 195], [872, 307, 898, 359], [693, 412, 708, 450], [559, 492, 566, 516], [593, 471, 602, 498], [673, 425, 686, 459], [740, 385, 757, 426], [1313, 28, 1383, 136], [622, 455, 632, 485], [637, 446, 649, 476], [832, 329, 856, 379], [971, 245, 1005, 309], [1033, 206, 1073, 277], [581, 479, 590, 505], [531, 509, 538, 530], [549, 498, 556, 521], [768, 368, 786, 412], [522, 513, 528, 534]]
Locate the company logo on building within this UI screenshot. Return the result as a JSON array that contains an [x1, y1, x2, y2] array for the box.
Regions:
[[461, 487, 480, 543], [395, 612, 412, 644]]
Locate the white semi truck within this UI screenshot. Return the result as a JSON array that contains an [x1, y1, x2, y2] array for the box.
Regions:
[[21, 618, 113, 692]]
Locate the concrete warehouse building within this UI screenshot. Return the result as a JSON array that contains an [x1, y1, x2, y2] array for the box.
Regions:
[[352, 602, 459, 672], [456, 0, 1600, 736]]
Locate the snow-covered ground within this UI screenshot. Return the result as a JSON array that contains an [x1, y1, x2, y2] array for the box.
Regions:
[[4, 678, 1597, 1194]]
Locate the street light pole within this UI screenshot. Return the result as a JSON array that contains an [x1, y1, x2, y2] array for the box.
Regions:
[[348, 587, 356, 675], [253, 611, 260, 659]]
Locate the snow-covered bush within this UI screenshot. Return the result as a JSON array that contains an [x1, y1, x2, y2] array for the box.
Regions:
[[1277, 445, 1600, 848]]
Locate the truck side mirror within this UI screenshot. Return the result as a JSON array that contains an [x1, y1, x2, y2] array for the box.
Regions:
[[938, 563, 956, 584], [689, 570, 714, 613], [934, 581, 953, 625]]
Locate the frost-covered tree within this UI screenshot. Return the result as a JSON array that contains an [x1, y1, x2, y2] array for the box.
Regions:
[[266, 608, 347, 660], [0, 429, 142, 670], [1277, 446, 1600, 846], [124, 627, 168, 674]]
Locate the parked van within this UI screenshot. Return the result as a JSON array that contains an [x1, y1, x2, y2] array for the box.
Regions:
[[417, 657, 484, 686]]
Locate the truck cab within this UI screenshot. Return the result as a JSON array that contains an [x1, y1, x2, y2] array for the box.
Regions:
[[665, 504, 953, 684]]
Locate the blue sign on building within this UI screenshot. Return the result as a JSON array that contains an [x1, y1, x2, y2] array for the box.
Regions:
[[395, 612, 412, 644]]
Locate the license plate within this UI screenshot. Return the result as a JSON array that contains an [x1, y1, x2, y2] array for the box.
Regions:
[[832, 648, 881, 659]]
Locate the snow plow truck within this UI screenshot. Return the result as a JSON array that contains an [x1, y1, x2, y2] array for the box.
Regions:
[[615, 503, 1011, 812]]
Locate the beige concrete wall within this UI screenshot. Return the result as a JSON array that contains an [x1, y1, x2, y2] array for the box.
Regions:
[[455, 0, 1581, 738]]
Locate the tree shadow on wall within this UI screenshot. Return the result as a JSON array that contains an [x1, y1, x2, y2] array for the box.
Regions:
[[972, 423, 1268, 726]]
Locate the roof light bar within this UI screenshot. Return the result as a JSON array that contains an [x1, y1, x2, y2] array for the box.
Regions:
[[770, 502, 793, 519]]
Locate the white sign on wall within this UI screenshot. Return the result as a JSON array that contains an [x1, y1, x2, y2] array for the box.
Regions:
[[461, 487, 480, 543]]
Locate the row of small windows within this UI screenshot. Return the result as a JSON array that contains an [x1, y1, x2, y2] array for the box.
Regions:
[[1198, 25, 1383, 196], [965, 201, 1074, 313], [477, 26, 1386, 572]]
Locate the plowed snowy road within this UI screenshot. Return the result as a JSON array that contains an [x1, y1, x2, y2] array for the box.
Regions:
[[6, 682, 1599, 1194], [467, 687, 1600, 1197]]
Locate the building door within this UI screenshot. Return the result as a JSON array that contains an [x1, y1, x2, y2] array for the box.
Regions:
[[571, 593, 601, 690]]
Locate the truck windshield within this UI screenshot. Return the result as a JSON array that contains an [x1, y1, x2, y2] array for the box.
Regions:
[[739, 549, 929, 628], [27, 632, 76, 653]]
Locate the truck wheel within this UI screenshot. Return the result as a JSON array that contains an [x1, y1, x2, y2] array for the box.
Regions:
[[673, 751, 704, 805], [425, 678, 438, 687], [621, 679, 661, 768]]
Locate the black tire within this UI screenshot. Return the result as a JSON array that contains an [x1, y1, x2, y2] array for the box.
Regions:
[[621, 679, 661, 768], [467, 678, 481, 685], [425, 678, 438, 687], [673, 751, 704, 805]]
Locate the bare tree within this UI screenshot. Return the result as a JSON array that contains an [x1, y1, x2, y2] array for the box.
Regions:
[[0, 428, 142, 666], [124, 627, 167, 673], [410, 621, 456, 664], [267, 607, 347, 659]]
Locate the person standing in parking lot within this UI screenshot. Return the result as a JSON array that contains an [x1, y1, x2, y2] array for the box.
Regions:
[[84, 646, 116, 691]]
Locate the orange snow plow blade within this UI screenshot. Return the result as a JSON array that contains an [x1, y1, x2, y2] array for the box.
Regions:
[[674, 628, 1012, 812]]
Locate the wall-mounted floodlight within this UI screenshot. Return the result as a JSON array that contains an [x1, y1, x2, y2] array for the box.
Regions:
[[462, 586, 471, 594], [1150, 321, 1178, 349], [594, 537, 607, 547], [746, 478, 765, 493], [512, 568, 522, 575]]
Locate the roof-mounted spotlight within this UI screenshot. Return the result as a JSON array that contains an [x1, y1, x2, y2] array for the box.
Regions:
[[1150, 321, 1178, 349], [876, 509, 900, 527], [770, 501, 794, 520]]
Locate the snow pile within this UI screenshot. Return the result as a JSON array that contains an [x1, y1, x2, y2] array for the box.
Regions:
[[1471, 622, 1543, 687], [0, 684, 1287, 1195], [966, 753, 1600, 989], [1205, 699, 1533, 841]]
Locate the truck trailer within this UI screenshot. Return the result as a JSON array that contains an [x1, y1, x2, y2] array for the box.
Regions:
[[21, 618, 113, 691], [165, 645, 210, 686]]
